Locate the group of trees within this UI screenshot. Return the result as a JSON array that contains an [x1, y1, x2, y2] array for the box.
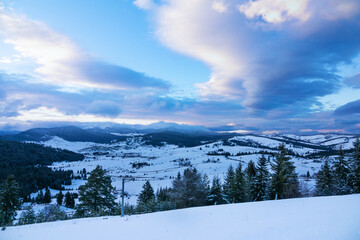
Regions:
[[136, 144, 300, 214], [315, 139, 360, 196], [0, 140, 84, 198], [136, 168, 208, 213]]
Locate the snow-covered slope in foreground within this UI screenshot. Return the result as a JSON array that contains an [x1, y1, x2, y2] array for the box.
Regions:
[[3, 194, 360, 240]]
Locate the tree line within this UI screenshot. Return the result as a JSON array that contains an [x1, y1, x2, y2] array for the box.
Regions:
[[0, 140, 84, 198], [315, 138, 360, 196]]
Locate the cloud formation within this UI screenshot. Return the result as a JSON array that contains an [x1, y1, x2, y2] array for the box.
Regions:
[[0, 9, 170, 91], [147, 0, 360, 114], [334, 100, 360, 116]]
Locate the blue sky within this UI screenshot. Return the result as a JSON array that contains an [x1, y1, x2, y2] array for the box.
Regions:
[[0, 0, 360, 133]]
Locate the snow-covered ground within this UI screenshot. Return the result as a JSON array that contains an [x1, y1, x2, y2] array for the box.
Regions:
[[4, 194, 360, 240], [25, 133, 356, 206]]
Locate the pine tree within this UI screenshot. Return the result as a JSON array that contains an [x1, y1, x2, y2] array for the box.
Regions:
[[78, 165, 116, 215], [83, 168, 87, 180], [170, 168, 208, 208], [35, 190, 44, 203], [245, 160, 257, 201], [137, 181, 156, 213], [315, 159, 335, 196], [270, 144, 300, 199], [207, 176, 224, 205], [156, 187, 171, 202], [253, 154, 270, 201], [43, 187, 51, 204], [333, 147, 351, 195], [57, 190, 64, 205], [64, 192, 75, 208], [0, 175, 21, 229], [223, 165, 236, 203], [350, 138, 360, 193], [234, 163, 247, 202]]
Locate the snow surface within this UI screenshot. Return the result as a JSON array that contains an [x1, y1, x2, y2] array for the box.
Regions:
[[24, 134, 356, 207], [3, 194, 360, 240]]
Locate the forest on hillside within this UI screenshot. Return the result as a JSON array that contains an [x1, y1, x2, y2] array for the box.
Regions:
[[0, 140, 84, 198]]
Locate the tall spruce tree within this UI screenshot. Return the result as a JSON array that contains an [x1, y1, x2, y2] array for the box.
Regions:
[[137, 180, 156, 213], [350, 138, 360, 193], [207, 176, 224, 205], [315, 159, 335, 196], [270, 144, 300, 199], [170, 168, 208, 208], [35, 190, 44, 203], [245, 161, 257, 201], [138, 181, 155, 205], [57, 190, 64, 205], [234, 163, 247, 203], [223, 165, 236, 203], [253, 154, 270, 201], [0, 175, 21, 229], [78, 165, 116, 215], [333, 147, 351, 195], [156, 187, 171, 202], [43, 187, 51, 204], [64, 192, 75, 208]]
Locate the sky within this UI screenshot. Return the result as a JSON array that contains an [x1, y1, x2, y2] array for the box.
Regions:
[[0, 0, 360, 133]]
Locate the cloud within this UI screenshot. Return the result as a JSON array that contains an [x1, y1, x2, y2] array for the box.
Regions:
[[212, 1, 229, 13], [333, 99, 360, 116], [0, 9, 170, 91], [238, 0, 310, 23], [85, 100, 122, 117], [133, 0, 155, 10], [144, 0, 360, 114], [345, 73, 360, 88]]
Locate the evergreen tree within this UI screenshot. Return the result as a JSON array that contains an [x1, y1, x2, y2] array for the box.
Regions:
[[138, 181, 155, 205], [64, 192, 75, 208], [78, 165, 116, 215], [350, 138, 360, 193], [57, 190, 64, 205], [137, 181, 156, 213], [170, 168, 208, 208], [315, 159, 335, 196], [234, 163, 247, 202], [43, 187, 51, 204], [83, 168, 87, 180], [35, 190, 44, 203], [156, 187, 171, 202], [223, 165, 236, 203], [0, 175, 21, 229], [333, 147, 351, 195], [253, 154, 270, 201], [270, 144, 300, 199], [155, 187, 175, 212], [245, 161, 257, 201], [207, 176, 224, 205]]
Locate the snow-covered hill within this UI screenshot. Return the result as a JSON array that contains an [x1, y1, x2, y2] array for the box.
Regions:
[[3, 194, 360, 240], [32, 133, 357, 205]]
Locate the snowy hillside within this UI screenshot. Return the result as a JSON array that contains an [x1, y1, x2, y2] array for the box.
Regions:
[[3, 194, 360, 240], [33, 133, 358, 205]]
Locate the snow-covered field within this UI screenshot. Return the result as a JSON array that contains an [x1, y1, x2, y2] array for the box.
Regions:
[[27, 133, 356, 205], [39, 134, 332, 205], [4, 194, 360, 240]]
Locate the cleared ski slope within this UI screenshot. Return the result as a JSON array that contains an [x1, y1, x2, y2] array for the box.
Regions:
[[2, 194, 360, 240]]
